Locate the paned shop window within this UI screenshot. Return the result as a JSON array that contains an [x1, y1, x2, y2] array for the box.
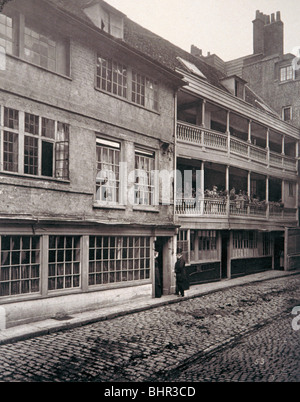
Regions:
[[177, 230, 189, 261], [88, 236, 151, 286], [233, 231, 257, 249], [96, 138, 120, 203], [0, 107, 69, 180], [0, 236, 40, 297], [198, 230, 216, 251], [48, 236, 81, 291], [134, 149, 155, 205]]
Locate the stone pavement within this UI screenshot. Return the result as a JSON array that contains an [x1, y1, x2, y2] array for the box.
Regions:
[[0, 270, 299, 382], [0, 269, 299, 346]]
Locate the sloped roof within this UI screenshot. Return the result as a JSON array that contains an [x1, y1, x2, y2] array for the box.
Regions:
[[123, 17, 227, 90], [39, 1, 279, 115]]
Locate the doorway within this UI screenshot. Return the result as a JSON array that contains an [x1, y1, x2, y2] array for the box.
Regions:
[[274, 233, 284, 270], [154, 237, 170, 296], [221, 231, 229, 279]]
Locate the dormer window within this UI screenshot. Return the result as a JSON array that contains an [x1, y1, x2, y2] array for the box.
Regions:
[[220, 75, 246, 100], [83, 1, 124, 39]]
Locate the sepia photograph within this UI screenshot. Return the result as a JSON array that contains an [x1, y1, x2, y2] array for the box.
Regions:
[[0, 0, 299, 389]]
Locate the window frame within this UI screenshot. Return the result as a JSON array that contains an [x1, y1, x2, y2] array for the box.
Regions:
[[1, 9, 70, 77], [95, 53, 159, 112], [0, 235, 41, 298], [95, 137, 121, 205], [0, 106, 69, 180], [280, 65, 294, 82], [48, 235, 81, 292], [282, 106, 292, 121], [88, 235, 151, 287], [134, 148, 156, 206]]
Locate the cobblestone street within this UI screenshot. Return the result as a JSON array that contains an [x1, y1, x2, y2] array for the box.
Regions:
[[0, 274, 299, 382]]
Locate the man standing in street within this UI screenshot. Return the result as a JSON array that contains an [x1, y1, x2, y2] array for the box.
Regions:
[[175, 248, 186, 297]]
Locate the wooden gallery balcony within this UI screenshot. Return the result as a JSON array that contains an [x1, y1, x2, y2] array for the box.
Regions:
[[175, 197, 297, 221], [177, 121, 297, 173]]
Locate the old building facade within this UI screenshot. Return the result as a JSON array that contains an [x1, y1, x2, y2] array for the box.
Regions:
[[0, 1, 299, 328], [0, 0, 184, 327]]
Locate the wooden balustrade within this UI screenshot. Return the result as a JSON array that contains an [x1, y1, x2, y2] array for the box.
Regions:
[[176, 196, 297, 221], [177, 121, 297, 172]]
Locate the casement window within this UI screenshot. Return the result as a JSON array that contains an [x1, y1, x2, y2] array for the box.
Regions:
[[88, 236, 151, 286], [132, 72, 158, 111], [48, 236, 81, 291], [134, 149, 155, 205], [0, 9, 70, 76], [96, 138, 120, 203], [96, 55, 159, 112], [282, 106, 292, 121], [0, 235, 40, 297], [1, 107, 69, 180], [280, 66, 293, 82], [96, 56, 127, 98], [0, 13, 13, 54]]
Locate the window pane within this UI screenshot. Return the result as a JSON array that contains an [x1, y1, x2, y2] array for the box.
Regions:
[[0, 235, 40, 297], [24, 135, 38, 175], [48, 236, 81, 291], [96, 140, 120, 203], [88, 236, 151, 286], [96, 55, 127, 98], [3, 131, 18, 172]]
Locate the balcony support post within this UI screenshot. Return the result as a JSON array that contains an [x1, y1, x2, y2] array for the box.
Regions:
[[226, 165, 230, 216], [266, 128, 270, 167], [226, 110, 230, 155], [201, 100, 206, 128], [247, 171, 251, 215], [266, 176, 269, 219]]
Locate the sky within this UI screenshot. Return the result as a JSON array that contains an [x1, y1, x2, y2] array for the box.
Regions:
[[106, 0, 300, 61]]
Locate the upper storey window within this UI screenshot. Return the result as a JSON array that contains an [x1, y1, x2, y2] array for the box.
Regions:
[[96, 55, 159, 112], [96, 56, 127, 98], [0, 13, 13, 54], [280, 65, 293, 82], [0, 9, 70, 76]]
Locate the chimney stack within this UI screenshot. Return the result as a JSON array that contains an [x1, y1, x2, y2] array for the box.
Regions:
[[253, 10, 284, 56], [191, 44, 202, 58]]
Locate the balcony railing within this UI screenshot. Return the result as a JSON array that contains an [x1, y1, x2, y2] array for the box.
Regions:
[[177, 121, 297, 172], [175, 197, 297, 221]]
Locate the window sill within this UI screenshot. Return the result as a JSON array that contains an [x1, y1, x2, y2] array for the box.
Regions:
[[93, 202, 126, 210], [0, 170, 70, 184], [7, 54, 72, 81], [94, 86, 160, 115], [132, 205, 160, 213]]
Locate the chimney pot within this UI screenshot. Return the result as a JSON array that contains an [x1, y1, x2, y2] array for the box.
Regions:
[[276, 11, 281, 21], [271, 13, 275, 23]]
